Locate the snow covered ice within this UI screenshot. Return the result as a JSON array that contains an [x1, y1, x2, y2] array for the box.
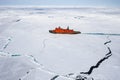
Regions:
[[0, 6, 120, 80]]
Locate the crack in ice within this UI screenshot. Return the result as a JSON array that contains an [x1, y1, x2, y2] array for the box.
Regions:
[[50, 75, 59, 80], [0, 37, 69, 80], [50, 36, 113, 80], [40, 39, 48, 53], [79, 36, 112, 80], [0, 37, 12, 52], [15, 19, 21, 22]]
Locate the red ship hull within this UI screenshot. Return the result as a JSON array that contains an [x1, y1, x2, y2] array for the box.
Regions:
[[49, 30, 81, 34]]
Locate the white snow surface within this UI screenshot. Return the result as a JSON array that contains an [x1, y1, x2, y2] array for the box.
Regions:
[[0, 7, 120, 80]]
